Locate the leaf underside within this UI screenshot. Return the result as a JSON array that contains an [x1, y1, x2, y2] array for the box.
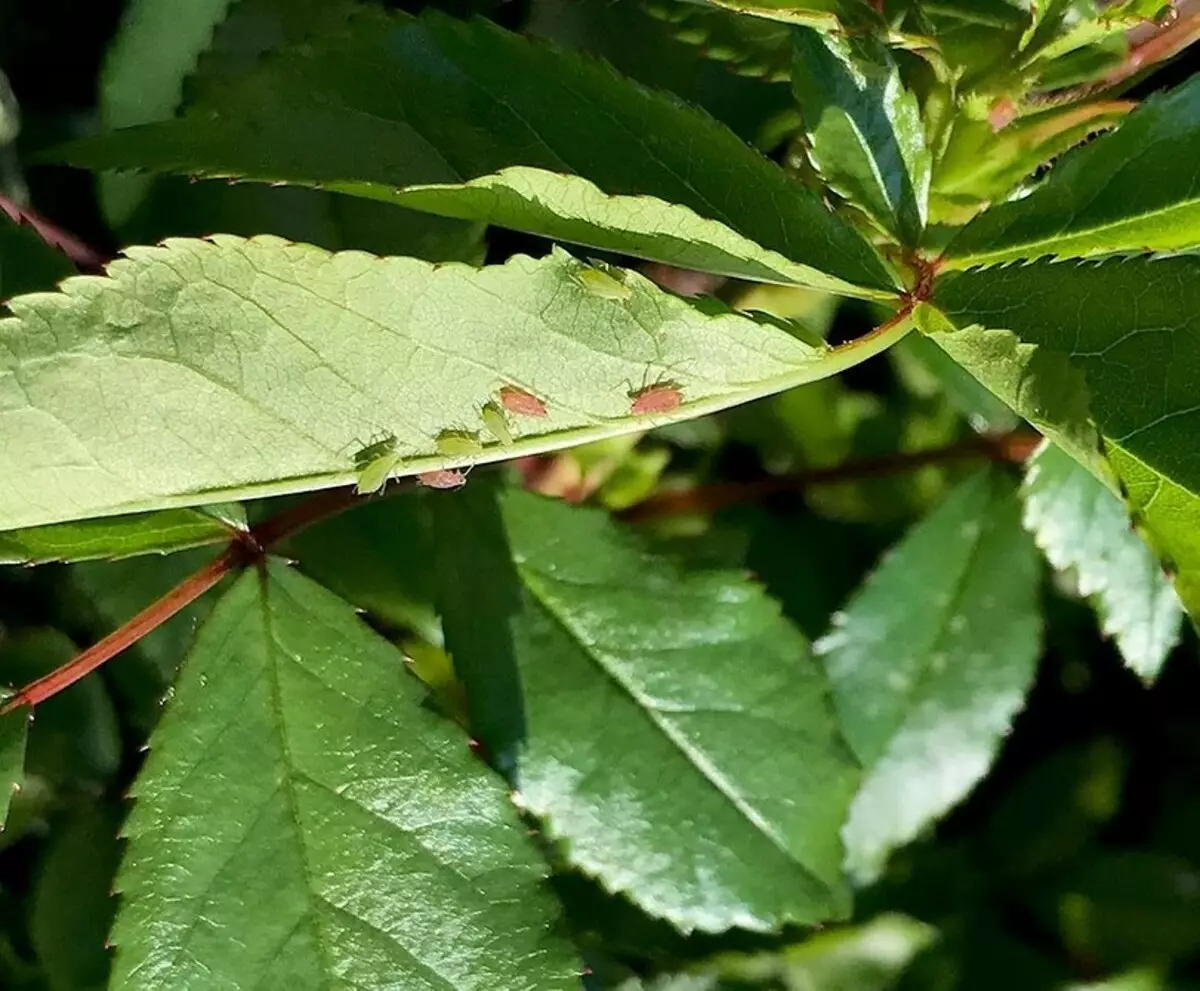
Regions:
[[52, 9, 895, 298], [502, 490, 859, 933], [818, 470, 1042, 883], [111, 562, 579, 991], [1022, 442, 1182, 682], [0, 235, 910, 533]]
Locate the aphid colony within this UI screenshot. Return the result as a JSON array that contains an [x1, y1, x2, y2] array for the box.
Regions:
[[352, 263, 684, 495]]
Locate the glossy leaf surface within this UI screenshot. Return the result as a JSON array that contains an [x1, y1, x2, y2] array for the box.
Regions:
[[110, 562, 579, 990], [502, 490, 858, 932]]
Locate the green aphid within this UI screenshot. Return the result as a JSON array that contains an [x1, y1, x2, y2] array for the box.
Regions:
[[435, 429, 484, 458], [574, 264, 633, 301], [353, 434, 400, 495], [481, 402, 514, 446]]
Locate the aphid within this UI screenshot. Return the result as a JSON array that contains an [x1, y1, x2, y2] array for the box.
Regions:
[[352, 434, 400, 495], [573, 263, 633, 301], [499, 385, 548, 418], [435, 429, 483, 457], [418, 468, 469, 490], [481, 402, 514, 446], [629, 380, 683, 415]]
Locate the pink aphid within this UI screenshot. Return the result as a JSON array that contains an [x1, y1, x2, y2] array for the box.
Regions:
[[629, 381, 683, 415], [418, 468, 468, 490], [499, 385, 548, 418]]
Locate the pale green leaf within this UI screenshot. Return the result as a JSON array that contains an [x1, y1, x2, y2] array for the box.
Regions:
[[944, 74, 1200, 267], [55, 9, 895, 298], [0, 235, 913, 532], [0, 508, 232, 565], [0, 212, 72, 299], [681, 0, 874, 29], [111, 562, 579, 990], [502, 490, 859, 932], [392, 167, 889, 297], [816, 470, 1042, 883], [791, 27, 931, 244], [1022, 442, 1182, 682], [99, 0, 241, 224], [931, 256, 1200, 623]]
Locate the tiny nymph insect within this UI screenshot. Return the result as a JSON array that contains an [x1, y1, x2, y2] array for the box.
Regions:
[[628, 381, 684, 415], [499, 385, 548, 418], [352, 434, 401, 495], [573, 263, 633, 301], [418, 468, 469, 490]]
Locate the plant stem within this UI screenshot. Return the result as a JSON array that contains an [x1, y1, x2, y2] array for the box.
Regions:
[[619, 431, 1041, 523]]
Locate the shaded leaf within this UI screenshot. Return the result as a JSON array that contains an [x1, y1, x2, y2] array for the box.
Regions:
[[99, 0, 242, 224], [930, 255, 1200, 623], [1022, 442, 1182, 682], [0, 211, 73, 300], [816, 470, 1042, 883], [29, 803, 122, 991], [281, 492, 439, 643], [0, 236, 913, 532], [111, 561, 579, 990], [791, 27, 931, 244], [502, 490, 858, 933], [55, 9, 895, 298], [0, 507, 232, 565], [0, 709, 26, 832], [945, 74, 1200, 267]]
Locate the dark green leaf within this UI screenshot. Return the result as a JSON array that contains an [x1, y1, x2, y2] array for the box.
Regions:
[[110, 562, 579, 990], [0, 708, 26, 832], [0, 212, 72, 299], [282, 492, 439, 643], [1023, 442, 1182, 682], [817, 470, 1042, 882], [55, 9, 895, 297], [430, 477, 526, 766], [945, 74, 1200, 267], [792, 27, 931, 244], [29, 803, 122, 991], [930, 256, 1200, 624], [0, 629, 121, 788], [502, 490, 858, 932], [0, 236, 912, 532], [0, 508, 232, 565]]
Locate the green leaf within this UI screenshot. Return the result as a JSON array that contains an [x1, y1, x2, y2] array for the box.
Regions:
[[55, 9, 895, 298], [1022, 442, 1182, 682], [0, 709, 26, 832], [281, 492, 439, 643], [0, 507, 232, 565], [98, 0, 241, 224], [816, 470, 1042, 883], [29, 803, 122, 991], [944, 74, 1200, 267], [792, 27, 931, 244], [930, 256, 1200, 623], [0, 212, 73, 299], [501, 489, 859, 932], [0, 236, 913, 532], [111, 561, 578, 990], [679, 0, 867, 30]]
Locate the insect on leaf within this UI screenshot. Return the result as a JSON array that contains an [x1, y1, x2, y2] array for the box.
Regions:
[[574, 264, 633, 301], [481, 403, 514, 445]]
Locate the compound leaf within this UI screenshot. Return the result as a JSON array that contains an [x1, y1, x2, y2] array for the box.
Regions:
[[817, 470, 1042, 883], [500, 490, 859, 933], [0, 235, 913, 533], [110, 561, 579, 990], [54, 9, 895, 298], [931, 255, 1200, 623], [1022, 442, 1182, 682], [945, 74, 1200, 267]]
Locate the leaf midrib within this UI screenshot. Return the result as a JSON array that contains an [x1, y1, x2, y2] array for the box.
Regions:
[[516, 560, 832, 899]]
